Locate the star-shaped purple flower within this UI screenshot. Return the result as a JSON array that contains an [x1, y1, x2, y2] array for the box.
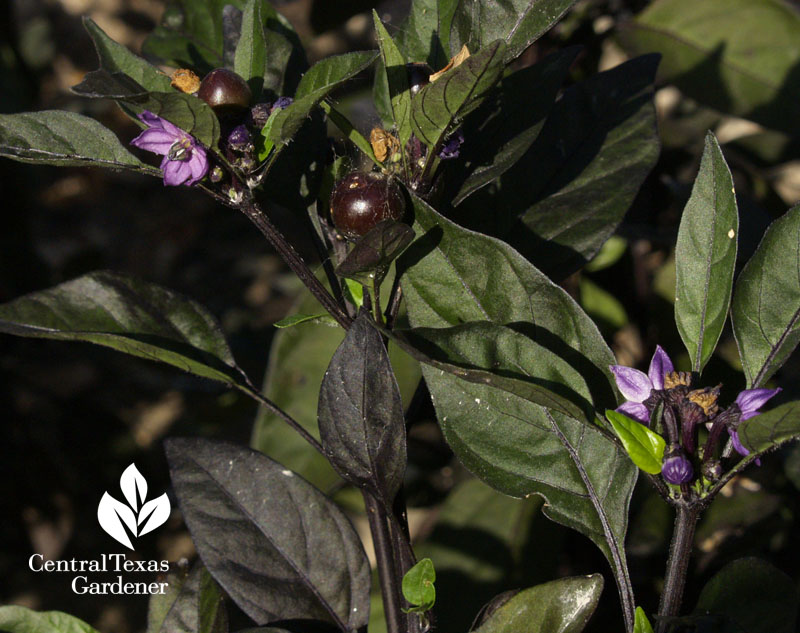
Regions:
[[609, 345, 674, 424], [131, 111, 209, 187], [729, 387, 782, 457]]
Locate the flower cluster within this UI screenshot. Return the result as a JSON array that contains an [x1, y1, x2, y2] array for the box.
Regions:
[[610, 346, 780, 486]]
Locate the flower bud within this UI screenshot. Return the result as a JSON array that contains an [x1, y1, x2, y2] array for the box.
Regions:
[[271, 96, 293, 112], [209, 165, 224, 183], [662, 448, 693, 485], [701, 459, 722, 482], [250, 102, 273, 129], [227, 125, 253, 153]]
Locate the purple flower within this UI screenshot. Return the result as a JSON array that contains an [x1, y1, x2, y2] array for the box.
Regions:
[[131, 111, 208, 186], [438, 128, 464, 159], [227, 124, 252, 152], [662, 454, 693, 484], [609, 345, 674, 424], [271, 96, 293, 113], [729, 387, 782, 457]]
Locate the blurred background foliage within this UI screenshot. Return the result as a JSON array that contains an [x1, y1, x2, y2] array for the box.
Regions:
[[1, 1, 799, 632]]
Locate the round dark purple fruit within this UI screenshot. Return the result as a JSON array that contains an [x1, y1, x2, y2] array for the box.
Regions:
[[407, 62, 433, 96], [197, 69, 252, 115], [330, 171, 406, 241]]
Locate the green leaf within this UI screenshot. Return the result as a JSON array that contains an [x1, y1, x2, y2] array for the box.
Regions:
[[616, 0, 800, 136], [147, 562, 228, 633], [675, 132, 738, 374], [398, 322, 595, 422], [322, 102, 379, 166], [451, 0, 578, 64], [579, 278, 628, 332], [606, 410, 666, 475], [335, 220, 416, 287], [410, 40, 507, 150], [473, 576, 604, 633], [396, 0, 457, 68], [373, 11, 412, 147], [731, 204, 800, 388], [585, 236, 627, 273], [234, 0, 267, 96], [453, 47, 579, 205], [633, 607, 655, 633], [694, 558, 798, 633], [0, 607, 101, 633], [273, 313, 338, 328], [0, 110, 157, 173], [166, 438, 371, 630], [400, 195, 634, 610], [459, 54, 659, 279], [269, 51, 379, 144], [738, 401, 800, 457], [402, 558, 436, 611], [83, 17, 173, 92], [318, 313, 407, 505], [0, 271, 253, 392]]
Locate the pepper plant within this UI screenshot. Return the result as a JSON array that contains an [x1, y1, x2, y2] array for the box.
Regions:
[[0, 1, 799, 633]]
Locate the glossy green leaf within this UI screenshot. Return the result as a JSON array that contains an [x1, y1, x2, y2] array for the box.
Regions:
[[166, 438, 371, 629], [694, 558, 797, 633], [0, 271, 253, 392], [234, 0, 267, 96], [83, 17, 173, 92], [675, 132, 738, 374], [738, 401, 800, 457], [453, 47, 579, 205], [373, 11, 412, 147], [459, 55, 659, 279], [318, 313, 407, 504], [400, 195, 634, 614], [269, 51, 379, 144], [396, 0, 457, 67], [633, 607, 654, 633], [617, 0, 800, 136], [731, 205, 800, 388], [410, 40, 506, 150], [0, 607, 101, 633], [451, 0, 578, 63], [0, 110, 157, 173], [402, 558, 436, 611], [147, 562, 227, 633], [473, 575, 604, 633], [322, 102, 379, 166], [606, 410, 666, 475]]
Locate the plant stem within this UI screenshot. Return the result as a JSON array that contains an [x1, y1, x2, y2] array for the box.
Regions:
[[246, 388, 324, 455], [238, 193, 352, 330], [656, 504, 700, 631], [364, 492, 405, 633]]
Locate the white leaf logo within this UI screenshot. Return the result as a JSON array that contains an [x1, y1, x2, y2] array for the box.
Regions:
[[97, 464, 170, 550]]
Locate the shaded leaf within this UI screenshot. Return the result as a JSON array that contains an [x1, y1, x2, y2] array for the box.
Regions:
[[616, 0, 800, 136], [410, 40, 506, 150], [458, 54, 659, 279], [453, 46, 579, 205], [165, 438, 371, 629], [373, 11, 412, 147], [396, 0, 457, 68], [83, 17, 173, 92], [318, 313, 407, 504], [0, 608, 101, 633], [0, 110, 157, 173], [335, 220, 416, 286], [731, 204, 800, 388], [606, 410, 665, 475], [234, 0, 267, 96], [0, 270, 253, 392], [273, 313, 338, 328], [473, 575, 603, 633], [451, 0, 578, 64], [633, 607, 654, 633], [739, 400, 800, 457], [675, 132, 738, 374], [694, 558, 797, 633], [270, 51, 379, 144], [147, 562, 228, 633]]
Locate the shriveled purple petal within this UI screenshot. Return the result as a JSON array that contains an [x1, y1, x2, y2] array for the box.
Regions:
[[271, 96, 293, 112], [735, 387, 782, 420], [438, 128, 464, 159], [648, 345, 674, 390], [130, 127, 176, 154], [729, 428, 762, 465], [662, 455, 693, 484], [609, 365, 653, 402], [617, 401, 650, 425]]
